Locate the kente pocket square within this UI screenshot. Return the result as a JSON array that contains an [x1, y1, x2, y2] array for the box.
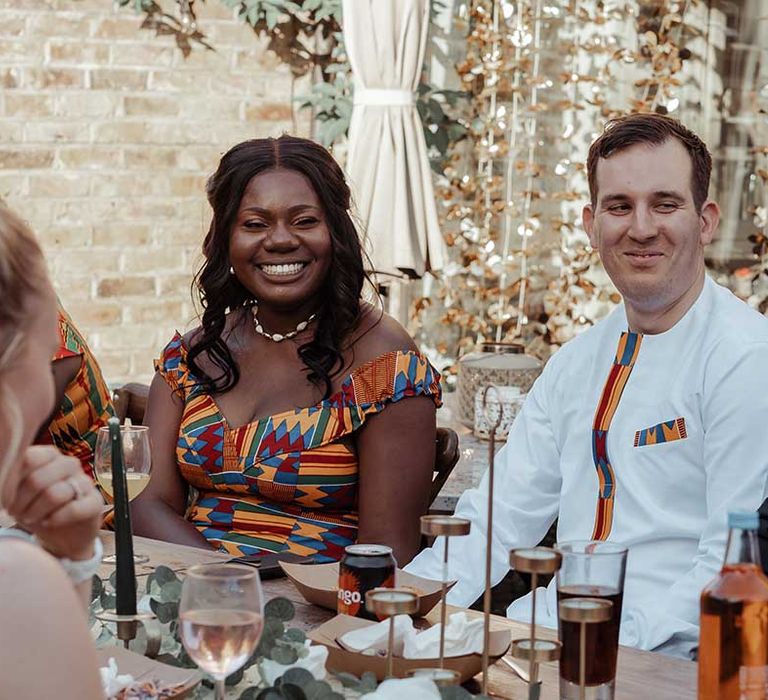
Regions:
[[633, 417, 687, 447]]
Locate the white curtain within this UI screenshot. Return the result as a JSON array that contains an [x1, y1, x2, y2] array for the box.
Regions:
[[342, 0, 445, 278]]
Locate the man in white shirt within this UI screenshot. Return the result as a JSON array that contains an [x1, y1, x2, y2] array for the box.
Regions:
[[406, 113, 768, 658]]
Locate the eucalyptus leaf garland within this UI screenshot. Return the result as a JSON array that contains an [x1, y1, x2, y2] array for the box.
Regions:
[[89, 566, 327, 697], [89, 566, 495, 698]]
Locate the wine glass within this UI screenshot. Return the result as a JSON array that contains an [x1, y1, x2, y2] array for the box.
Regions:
[[179, 564, 265, 700], [94, 424, 152, 564]]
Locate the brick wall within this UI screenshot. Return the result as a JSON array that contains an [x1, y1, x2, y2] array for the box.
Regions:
[[0, 0, 309, 384]]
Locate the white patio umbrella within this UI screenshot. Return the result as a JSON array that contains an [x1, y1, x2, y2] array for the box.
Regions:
[[342, 0, 445, 278]]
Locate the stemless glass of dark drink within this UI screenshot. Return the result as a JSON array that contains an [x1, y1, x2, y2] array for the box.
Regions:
[[556, 541, 628, 700]]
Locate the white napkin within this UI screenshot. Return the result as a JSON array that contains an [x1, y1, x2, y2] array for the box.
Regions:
[[402, 612, 485, 659], [338, 615, 416, 656], [360, 676, 441, 699], [246, 641, 329, 686], [339, 612, 485, 660], [99, 657, 135, 699]]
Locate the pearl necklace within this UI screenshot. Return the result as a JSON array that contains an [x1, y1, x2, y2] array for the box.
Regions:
[[251, 302, 316, 343]]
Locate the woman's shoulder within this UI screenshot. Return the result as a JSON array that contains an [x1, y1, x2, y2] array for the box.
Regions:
[[0, 538, 73, 605], [156, 324, 205, 367], [0, 539, 105, 699], [348, 304, 418, 364], [180, 327, 201, 350], [0, 535, 48, 564], [336, 305, 441, 407], [170, 309, 248, 354]]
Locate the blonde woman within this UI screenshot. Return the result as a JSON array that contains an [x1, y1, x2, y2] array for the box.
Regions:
[[0, 205, 105, 699]]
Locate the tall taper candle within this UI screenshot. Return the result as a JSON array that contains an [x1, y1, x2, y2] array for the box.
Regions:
[[109, 416, 137, 615]]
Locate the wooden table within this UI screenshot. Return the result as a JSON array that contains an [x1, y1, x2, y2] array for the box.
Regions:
[[99, 532, 697, 699], [441, 607, 696, 700]]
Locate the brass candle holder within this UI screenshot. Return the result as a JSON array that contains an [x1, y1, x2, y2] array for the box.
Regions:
[[509, 637, 561, 662], [365, 588, 419, 678], [420, 514, 471, 671], [509, 547, 563, 699], [479, 384, 505, 694], [94, 609, 162, 657], [559, 598, 613, 700]]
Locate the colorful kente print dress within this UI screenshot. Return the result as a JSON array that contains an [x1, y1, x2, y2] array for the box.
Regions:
[[46, 306, 114, 480], [155, 333, 442, 562]]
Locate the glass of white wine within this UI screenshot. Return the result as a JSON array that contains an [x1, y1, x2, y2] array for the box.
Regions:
[[179, 564, 264, 700], [94, 424, 152, 564]]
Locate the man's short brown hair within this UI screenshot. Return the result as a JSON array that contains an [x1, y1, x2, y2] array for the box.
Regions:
[[587, 113, 712, 212]]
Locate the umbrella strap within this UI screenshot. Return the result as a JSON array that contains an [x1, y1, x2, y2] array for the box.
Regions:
[[354, 88, 415, 106]]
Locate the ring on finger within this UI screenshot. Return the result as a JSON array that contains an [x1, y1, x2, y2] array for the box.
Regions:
[[68, 477, 87, 501]]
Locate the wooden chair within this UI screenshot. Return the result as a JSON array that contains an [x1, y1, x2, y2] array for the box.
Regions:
[[112, 382, 150, 426], [429, 427, 461, 513]]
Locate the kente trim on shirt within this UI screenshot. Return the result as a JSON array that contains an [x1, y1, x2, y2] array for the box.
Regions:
[[634, 417, 687, 447], [591, 331, 643, 540]]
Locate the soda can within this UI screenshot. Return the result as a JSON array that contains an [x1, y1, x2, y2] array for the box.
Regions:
[[337, 544, 396, 619]]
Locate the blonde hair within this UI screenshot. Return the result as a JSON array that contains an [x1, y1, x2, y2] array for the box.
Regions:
[[0, 205, 49, 495]]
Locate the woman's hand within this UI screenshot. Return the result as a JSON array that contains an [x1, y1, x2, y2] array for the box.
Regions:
[[8, 446, 102, 561]]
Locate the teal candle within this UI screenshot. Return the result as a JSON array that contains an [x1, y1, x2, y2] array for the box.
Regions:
[[108, 417, 137, 615]]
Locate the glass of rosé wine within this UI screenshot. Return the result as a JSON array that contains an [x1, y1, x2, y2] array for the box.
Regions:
[[179, 564, 264, 700]]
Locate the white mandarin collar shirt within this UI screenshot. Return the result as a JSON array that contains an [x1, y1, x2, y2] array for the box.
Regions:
[[407, 276, 768, 657]]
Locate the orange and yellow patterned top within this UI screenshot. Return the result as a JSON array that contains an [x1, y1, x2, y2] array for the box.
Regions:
[[156, 333, 442, 561], [46, 306, 114, 479]]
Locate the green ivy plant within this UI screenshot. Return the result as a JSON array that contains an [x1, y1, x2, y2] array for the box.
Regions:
[[115, 0, 468, 164], [115, 0, 214, 56], [117, 0, 341, 67], [220, 0, 342, 79], [293, 30, 467, 166], [293, 26, 352, 147], [417, 84, 468, 174]]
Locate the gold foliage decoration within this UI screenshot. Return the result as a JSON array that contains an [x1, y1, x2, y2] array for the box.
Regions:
[[420, 0, 706, 372]]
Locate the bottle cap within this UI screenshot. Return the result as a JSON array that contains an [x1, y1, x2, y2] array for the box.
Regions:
[[728, 511, 759, 530]]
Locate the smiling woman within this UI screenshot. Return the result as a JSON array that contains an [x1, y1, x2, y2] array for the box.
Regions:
[[132, 136, 442, 567], [230, 168, 332, 344]]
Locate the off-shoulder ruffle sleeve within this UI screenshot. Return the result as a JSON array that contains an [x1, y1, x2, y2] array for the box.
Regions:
[[250, 349, 442, 455], [154, 332, 193, 397], [153, 344, 441, 457], [342, 349, 442, 412], [288, 349, 442, 448]]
